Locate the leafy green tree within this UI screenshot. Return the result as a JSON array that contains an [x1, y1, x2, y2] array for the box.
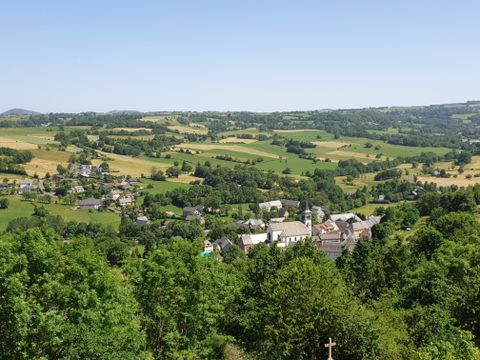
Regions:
[[0, 227, 149, 359], [150, 167, 166, 181], [410, 227, 444, 260], [408, 305, 479, 359], [0, 197, 9, 209], [135, 240, 241, 359], [181, 160, 193, 172], [430, 212, 478, 238], [232, 242, 411, 359], [166, 166, 180, 178]]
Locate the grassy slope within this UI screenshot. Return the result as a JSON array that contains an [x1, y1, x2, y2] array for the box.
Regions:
[[0, 196, 120, 232]]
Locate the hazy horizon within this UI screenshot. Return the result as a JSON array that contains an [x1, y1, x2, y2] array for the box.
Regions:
[[3, 98, 480, 115], [1, 0, 479, 113]]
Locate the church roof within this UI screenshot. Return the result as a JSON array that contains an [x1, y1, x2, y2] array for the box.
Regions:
[[269, 221, 310, 237]]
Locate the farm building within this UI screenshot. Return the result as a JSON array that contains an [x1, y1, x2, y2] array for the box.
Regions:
[[79, 198, 103, 210]]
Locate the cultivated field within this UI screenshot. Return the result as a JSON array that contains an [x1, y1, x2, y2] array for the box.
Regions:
[[219, 137, 257, 144], [0, 137, 38, 150], [0, 122, 471, 231], [96, 152, 171, 177]]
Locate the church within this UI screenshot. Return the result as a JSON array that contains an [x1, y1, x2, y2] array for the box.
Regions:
[[238, 205, 312, 251], [266, 206, 312, 247]]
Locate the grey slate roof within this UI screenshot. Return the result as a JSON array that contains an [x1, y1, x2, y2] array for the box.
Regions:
[[135, 216, 149, 225], [213, 236, 232, 254], [352, 216, 382, 231], [79, 198, 103, 206], [280, 199, 300, 207]]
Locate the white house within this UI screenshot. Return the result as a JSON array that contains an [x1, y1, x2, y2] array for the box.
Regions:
[[267, 221, 310, 247], [18, 180, 33, 194], [79, 165, 95, 178], [239, 233, 269, 252], [259, 200, 283, 212], [118, 196, 134, 207], [203, 240, 214, 254], [110, 189, 123, 200]]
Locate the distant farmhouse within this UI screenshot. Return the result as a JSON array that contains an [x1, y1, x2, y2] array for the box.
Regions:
[[18, 180, 34, 195], [79, 198, 103, 210]]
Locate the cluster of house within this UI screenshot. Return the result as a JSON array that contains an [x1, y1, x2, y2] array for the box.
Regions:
[[201, 199, 382, 259], [78, 178, 140, 210]]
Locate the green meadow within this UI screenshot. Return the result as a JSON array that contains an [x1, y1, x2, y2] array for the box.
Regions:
[[0, 196, 120, 232]]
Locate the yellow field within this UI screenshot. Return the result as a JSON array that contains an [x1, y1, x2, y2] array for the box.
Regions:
[[219, 137, 257, 144], [328, 150, 383, 161], [170, 174, 203, 184], [177, 144, 279, 159], [312, 141, 351, 149], [22, 149, 70, 177], [87, 135, 99, 142], [417, 175, 480, 187], [24, 159, 64, 177], [0, 137, 38, 150], [31, 134, 56, 142], [168, 125, 208, 135], [416, 156, 480, 187], [96, 152, 170, 177]]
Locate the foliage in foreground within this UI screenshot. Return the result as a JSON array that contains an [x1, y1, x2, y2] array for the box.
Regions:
[[2, 207, 480, 359]]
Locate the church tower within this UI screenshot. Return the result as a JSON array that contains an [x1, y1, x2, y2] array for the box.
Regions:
[[303, 202, 312, 236]]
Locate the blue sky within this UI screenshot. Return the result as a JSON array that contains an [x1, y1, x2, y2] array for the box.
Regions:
[[1, 0, 479, 112]]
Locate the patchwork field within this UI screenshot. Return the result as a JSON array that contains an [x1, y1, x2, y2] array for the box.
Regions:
[[176, 143, 280, 159], [0, 124, 470, 233]]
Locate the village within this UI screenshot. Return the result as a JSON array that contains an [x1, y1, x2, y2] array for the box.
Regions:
[[201, 199, 381, 259], [1, 159, 382, 260]]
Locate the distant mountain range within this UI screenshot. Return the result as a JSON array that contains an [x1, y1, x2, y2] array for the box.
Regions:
[[108, 110, 142, 115], [0, 108, 41, 116]]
